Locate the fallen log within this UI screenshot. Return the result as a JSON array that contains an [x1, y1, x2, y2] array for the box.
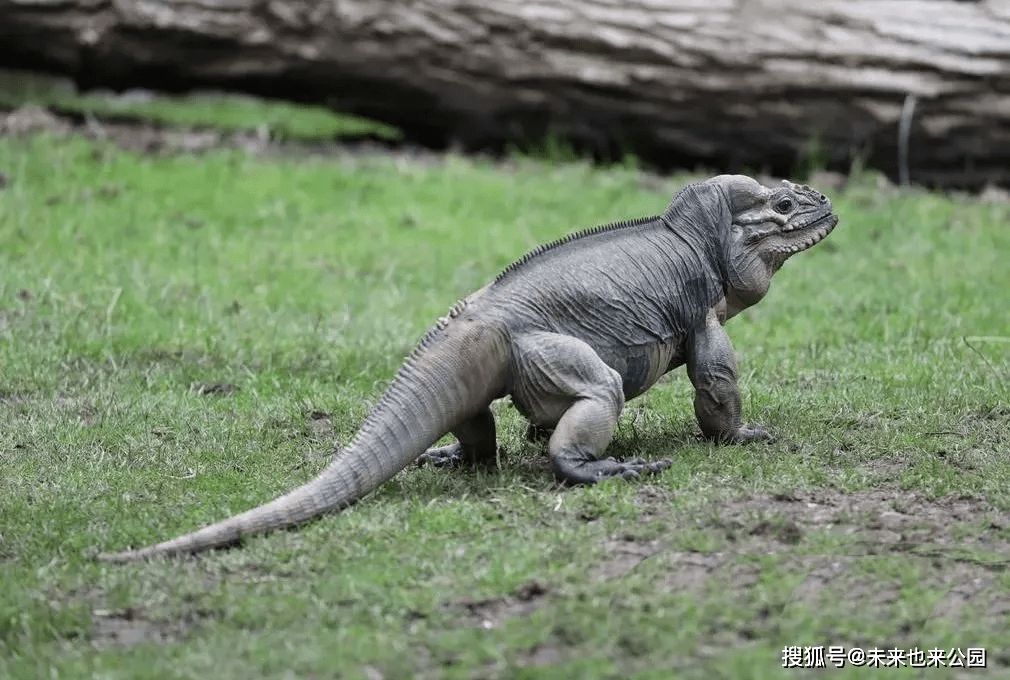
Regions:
[[1, 0, 1008, 188]]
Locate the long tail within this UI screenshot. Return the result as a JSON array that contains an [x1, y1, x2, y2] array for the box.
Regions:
[[96, 313, 506, 562]]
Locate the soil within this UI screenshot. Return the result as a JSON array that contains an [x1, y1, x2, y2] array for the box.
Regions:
[[88, 606, 216, 650], [447, 579, 550, 631], [594, 486, 1009, 640], [0, 103, 443, 164]]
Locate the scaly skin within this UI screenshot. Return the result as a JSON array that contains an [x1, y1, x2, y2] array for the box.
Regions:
[[96, 174, 838, 562]]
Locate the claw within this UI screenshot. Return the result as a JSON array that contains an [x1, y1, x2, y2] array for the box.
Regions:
[[617, 457, 671, 480], [739, 426, 775, 443], [717, 426, 775, 445], [416, 446, 464, 468]]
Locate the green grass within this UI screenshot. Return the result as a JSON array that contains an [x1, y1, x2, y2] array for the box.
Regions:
[[0, 69, 402, 142], [1, 122, 1009, 679]]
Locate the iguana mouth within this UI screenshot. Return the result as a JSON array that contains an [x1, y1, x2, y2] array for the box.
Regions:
[[781, 210, 835, 232], [771, 212, 838, 253]]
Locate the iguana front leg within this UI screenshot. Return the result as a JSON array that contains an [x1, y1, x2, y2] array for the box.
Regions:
[[416, 408, 499, 469], [686, 307, 772, 444]]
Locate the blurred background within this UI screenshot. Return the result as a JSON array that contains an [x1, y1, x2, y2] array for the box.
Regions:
[[1, 0, 1008, 190]]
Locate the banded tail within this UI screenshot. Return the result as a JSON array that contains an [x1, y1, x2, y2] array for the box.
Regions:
[[96, 311, 506, 562]]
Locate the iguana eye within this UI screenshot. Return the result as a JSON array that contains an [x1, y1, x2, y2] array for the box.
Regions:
[[774, 198, 794, 214]]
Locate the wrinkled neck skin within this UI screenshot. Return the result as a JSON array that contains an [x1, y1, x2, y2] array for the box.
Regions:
[[723, 238, 776, 319], [712, 186, 778, 320]]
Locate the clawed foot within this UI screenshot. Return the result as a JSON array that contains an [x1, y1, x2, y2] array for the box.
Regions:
[[416, 444, 466, 468], [704, 426, 775, 445], [730, 426, 775, 444], [416, 444, 498, 469], [553, 451, 672, 486], [613, 457, 673, 479]]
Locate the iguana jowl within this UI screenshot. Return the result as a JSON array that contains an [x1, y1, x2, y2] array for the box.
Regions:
[[97, 174, 838, 562]]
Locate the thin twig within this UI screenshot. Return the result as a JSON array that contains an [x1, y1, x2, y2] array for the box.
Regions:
[[963, 336, 1000, 376], [104, 286, 122, 335], [85, 112, 107, 140], [898, 93, 918, 186]]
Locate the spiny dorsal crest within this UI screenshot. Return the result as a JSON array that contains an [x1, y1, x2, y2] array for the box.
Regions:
[[359, 296, 470, 426], [492, 215, 658, 284], [414, 298, 467, 355]]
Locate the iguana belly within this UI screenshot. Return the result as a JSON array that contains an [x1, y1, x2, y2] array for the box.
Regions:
[[599, 341, 684, 401], [505, 334, 684, 430]]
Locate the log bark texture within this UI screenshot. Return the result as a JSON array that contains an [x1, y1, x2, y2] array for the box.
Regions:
[[1, 0, 1008, 188]]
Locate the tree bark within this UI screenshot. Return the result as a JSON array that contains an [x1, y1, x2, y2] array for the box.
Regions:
[[1, 0, 1008, 188]]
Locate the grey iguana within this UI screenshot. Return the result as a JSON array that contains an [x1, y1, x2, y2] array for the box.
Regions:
[[97, 174, 838, 562]]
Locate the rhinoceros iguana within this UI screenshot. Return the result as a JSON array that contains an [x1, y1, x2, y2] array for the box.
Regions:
[[97, 174, 838, 562]]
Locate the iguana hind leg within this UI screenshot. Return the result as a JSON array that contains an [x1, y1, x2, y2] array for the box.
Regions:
[[513, 332, 670, 485], [416, 408, 498, 469], [549, 400, 669, 485]]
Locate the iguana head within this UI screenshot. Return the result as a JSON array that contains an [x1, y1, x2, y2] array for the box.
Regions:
[[716, 174, 838, 313]]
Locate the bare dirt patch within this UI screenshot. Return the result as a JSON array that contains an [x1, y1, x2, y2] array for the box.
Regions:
[[189, 381, 238, 396], [306, 409, 334, 440], [90, 606, 211, 649], [592, 486, 1010, 653], [445, 579, 549, 630], [518, 642, 566, 666], [87, 119, 265, 155], [1, 104, 71, 136], [594, 537, 663, 581], [715, 488, 1010, 555], [0, 103, 433, 163], [0, 103, 266, 155]]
